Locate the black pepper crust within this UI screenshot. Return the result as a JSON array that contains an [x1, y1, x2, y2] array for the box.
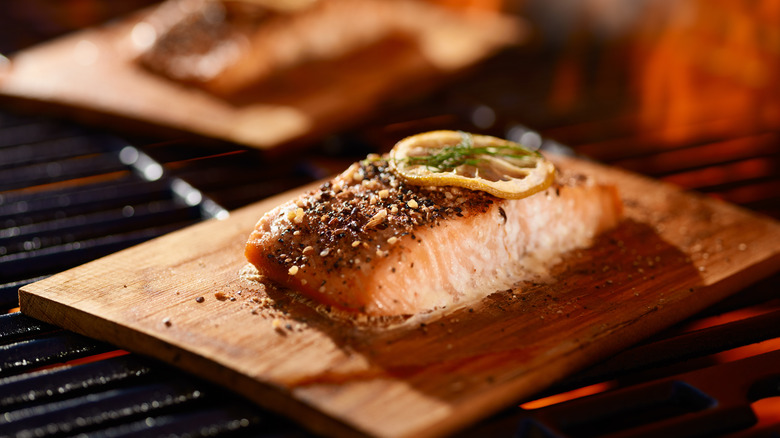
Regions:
[[258, 158, 585, 279], [264, 159, 501, 273]]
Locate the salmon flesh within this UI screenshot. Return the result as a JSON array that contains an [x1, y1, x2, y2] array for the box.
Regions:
[[245, 156, 622, 316]]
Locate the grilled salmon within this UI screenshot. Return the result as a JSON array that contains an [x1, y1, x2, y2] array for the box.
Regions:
[[245, 156, 622, 316]]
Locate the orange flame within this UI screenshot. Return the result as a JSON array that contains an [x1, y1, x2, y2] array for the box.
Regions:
[[519, 381, 614, 410], [633, 0, 780, 144]]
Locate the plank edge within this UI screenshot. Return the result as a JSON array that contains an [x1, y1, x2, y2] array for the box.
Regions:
[[17, 286, 371, 438]]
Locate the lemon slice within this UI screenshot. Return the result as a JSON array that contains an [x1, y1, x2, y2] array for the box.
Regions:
[[389, 130, 555, 199]]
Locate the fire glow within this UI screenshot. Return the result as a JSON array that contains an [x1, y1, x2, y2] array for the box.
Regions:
[[634, 0, 780, 144]]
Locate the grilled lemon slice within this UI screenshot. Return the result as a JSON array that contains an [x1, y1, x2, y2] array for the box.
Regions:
[[389, 130, 555, 199]]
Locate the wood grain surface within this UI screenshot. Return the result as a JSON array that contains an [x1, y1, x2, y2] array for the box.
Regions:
[[20, 156, 780, 438], [0, 3, 521, 150]]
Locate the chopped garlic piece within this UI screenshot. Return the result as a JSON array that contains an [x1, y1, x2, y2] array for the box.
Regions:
[[365, 209, 388, 229]]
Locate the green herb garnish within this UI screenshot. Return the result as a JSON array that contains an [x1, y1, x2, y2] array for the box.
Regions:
[[401, 131, 538, 172]]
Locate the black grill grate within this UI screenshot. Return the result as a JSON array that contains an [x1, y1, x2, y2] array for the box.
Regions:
[[0, 112, 307, 437], [0, 114, 227, 309]]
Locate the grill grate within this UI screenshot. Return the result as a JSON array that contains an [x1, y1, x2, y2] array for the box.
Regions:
[[0, 114, 228, 309], [0, 112, 307, 437]]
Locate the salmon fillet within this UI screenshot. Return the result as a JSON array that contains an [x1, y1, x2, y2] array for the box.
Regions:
[[245, 156, 622, 316], [138, 0, 515, 96]]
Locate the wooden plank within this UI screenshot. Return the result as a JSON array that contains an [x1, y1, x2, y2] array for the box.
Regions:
[[0, 4, 522, 151], [19, 156, 780, 438]]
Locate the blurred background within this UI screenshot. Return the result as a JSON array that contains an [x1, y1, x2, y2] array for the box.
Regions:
[[1, 0, 777, 217], [1, 1, 779, 437]]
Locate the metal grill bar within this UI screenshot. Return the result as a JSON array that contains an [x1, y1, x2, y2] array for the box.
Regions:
[[0, 116, 227, 312], [2, 200, 198, 251], [610, 133, 780, 177], [0, 135, 107, 168], [0, 332, 111, 377], [0, 312, 58, 344], [0, 355, 155, 410], [0, 112, 304, 438], [0, 152, 129, 191], [0, 221, 192, 279], [0, 120, 83, 148], [518, 349, 780, 438], [79, 406, 268, 438], [549, 307, 780, 394], [2, 380, 209, 436], [0, 340, 303, 438], [0, 177, 171, 221]]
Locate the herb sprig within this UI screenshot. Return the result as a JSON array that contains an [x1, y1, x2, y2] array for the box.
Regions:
[[401, 131, 538, 172]]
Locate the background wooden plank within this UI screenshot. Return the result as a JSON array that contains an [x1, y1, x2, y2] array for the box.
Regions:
[[19, 156, 780, 438], [0, 3, 522, 151]]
